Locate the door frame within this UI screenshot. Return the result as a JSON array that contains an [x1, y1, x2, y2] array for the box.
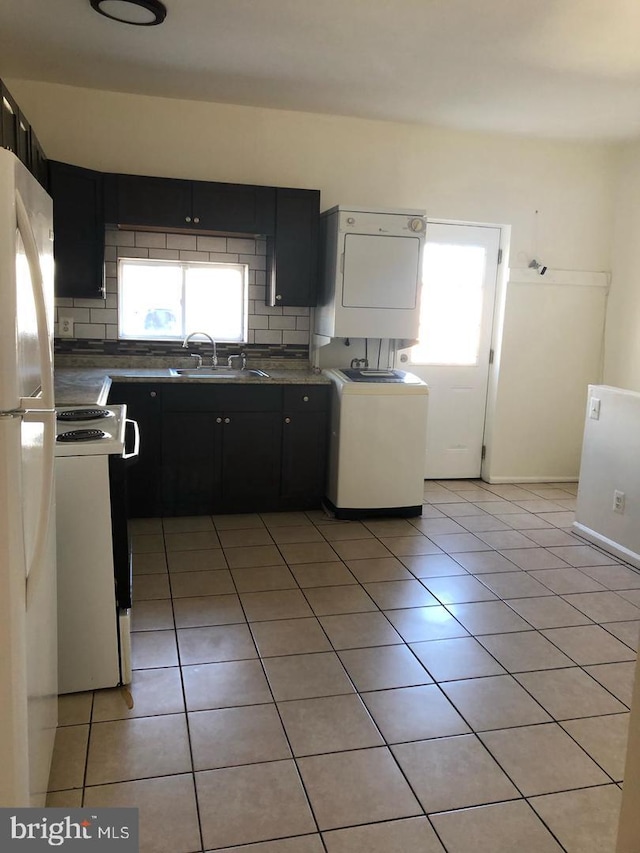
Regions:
[[396, 218, 511, 483]]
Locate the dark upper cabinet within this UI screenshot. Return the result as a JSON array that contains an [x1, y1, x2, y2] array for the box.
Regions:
[[0, 80, 48, 189], [29, 130, 48, 191], [49, 160, 105, 299], [1, 85, 21, 160], [115, 173, 276, 235], [115, 174, 192, 230], [1, 84, 32, 172], [191, 181, 275, 234], [269, 188, 320, 307]]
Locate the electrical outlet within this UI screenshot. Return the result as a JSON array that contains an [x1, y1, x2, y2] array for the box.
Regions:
[[59, 316, 74, 338], [589, 397, 601, 420], [613, 490, 625, 513]]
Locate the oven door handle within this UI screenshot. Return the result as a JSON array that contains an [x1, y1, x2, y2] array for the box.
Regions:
[[122, 418, 140, 461]]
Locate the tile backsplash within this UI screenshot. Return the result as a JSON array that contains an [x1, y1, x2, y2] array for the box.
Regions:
[[54, 227, 310, 352]]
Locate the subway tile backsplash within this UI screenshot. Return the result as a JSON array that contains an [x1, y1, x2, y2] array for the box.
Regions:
[[54, 227, 311, 354]]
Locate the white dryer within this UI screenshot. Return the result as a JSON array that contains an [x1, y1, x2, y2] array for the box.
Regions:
[[315, 206, 427, 340], [323, 368, 429, 519]]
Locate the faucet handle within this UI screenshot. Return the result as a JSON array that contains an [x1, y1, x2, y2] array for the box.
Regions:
[[190, 353, 203, 369], [227, 353, 247, 370]]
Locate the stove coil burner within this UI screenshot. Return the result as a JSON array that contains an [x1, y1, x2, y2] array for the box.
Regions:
[[57, 429, 109, 443], [57, 408, 111, 422]]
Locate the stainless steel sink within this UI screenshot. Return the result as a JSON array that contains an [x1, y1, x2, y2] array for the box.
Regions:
[[169, 368, 270, 378]]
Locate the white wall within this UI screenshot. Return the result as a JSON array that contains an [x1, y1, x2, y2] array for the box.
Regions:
[[573, 384, 640, 567], [9, 79, 620, 481], [485, 270, 608, 482], [605, 142, 640, 393]]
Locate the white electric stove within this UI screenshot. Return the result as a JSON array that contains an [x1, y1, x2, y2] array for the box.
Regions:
[[54, 404, 138, 693]]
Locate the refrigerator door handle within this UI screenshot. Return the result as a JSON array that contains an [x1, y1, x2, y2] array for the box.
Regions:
[[15, 190, 54, 412], [23, 408, 55, 607]]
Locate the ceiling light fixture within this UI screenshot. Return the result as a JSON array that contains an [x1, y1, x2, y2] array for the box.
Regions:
[[90, 0, 167, 26]]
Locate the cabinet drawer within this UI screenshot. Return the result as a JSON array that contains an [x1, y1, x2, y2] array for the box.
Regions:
[[163, 384, 282, 412], [283, 385, 329, 413]]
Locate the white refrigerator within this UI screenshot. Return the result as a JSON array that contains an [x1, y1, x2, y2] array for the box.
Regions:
[[0, 148, 57, 806]]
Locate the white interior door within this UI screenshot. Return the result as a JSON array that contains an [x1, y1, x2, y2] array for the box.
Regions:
[[399, 222, 501, 479]]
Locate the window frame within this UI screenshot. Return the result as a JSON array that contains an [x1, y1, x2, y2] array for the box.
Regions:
[[117, 256, 249, 343]]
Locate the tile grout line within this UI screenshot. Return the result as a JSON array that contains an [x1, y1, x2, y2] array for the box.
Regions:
[[51, 483, 632, 850]]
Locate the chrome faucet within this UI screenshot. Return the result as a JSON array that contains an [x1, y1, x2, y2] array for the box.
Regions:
[[182, 331, 217, 367]]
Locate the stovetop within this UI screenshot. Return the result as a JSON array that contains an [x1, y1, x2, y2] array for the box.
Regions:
[[55, 405, 127, 457]]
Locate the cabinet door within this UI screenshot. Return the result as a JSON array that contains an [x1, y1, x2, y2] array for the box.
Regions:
[[269, 188, 320, 307], [0, 83, 18, 155], [220, 412, 282, 512], [29, 129, 48, 191], [281, 387, 329, 507], [49, 160, 105, 299], [108, 383, 163, 518], [162, 412, 222, 515], [116, 174, 192, 229], [191, 181, 275, 234]]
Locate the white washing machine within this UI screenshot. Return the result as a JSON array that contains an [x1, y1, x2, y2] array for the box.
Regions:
[[323, 368, 429, 518]]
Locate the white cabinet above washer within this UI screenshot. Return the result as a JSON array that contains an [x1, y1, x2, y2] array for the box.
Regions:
[[315, 206, 426, 340]]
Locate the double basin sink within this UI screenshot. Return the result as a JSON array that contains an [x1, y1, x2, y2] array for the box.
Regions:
[[169, 367, 270, 379]]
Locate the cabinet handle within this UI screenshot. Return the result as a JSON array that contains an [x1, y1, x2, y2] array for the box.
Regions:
[[185, 216, 191, 223], [224, 417, 231, 424], [275, 294, 282, 301], [149, 391, 157, 398], [216, 417, 222, 424], [284, 417, 291, 424], [303, 395, 309, 402], [193, 216, 200, 224]]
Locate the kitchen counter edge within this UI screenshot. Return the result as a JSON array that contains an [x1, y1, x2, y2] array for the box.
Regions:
[[54, 368, 331, 406]]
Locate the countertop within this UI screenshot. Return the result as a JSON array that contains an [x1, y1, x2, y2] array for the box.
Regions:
[[54, 363, 330, 406]]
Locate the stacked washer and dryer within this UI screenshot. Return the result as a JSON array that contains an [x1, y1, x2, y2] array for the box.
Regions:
[[315, 206, 429, 519]]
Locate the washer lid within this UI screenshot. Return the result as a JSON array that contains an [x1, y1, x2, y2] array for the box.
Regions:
[[340, 368, 408, 383]]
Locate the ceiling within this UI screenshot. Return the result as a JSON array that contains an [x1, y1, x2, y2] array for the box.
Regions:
[[2, 0, 640, 141]]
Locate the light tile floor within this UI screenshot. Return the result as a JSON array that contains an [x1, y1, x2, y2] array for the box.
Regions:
[[47, 480, 634, 852]]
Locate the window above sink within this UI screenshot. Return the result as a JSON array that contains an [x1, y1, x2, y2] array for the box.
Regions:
[[118, 257, 248, 343]]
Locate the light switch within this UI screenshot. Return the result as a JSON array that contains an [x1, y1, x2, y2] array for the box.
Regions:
[[589, 397, 601, 420]]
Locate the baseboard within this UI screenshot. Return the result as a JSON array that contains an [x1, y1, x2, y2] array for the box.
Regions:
[[572, 522, 640, 571], [482, 475, 578, 484]]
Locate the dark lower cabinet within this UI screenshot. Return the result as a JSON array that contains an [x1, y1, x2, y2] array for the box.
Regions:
[[281, 386, 329, 508], [108, 383, 163, 517], [220, 411, 282, 511], [110, 381, 328, 517], [162, 412, 222, 516], [161, 409, 282, 515]]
